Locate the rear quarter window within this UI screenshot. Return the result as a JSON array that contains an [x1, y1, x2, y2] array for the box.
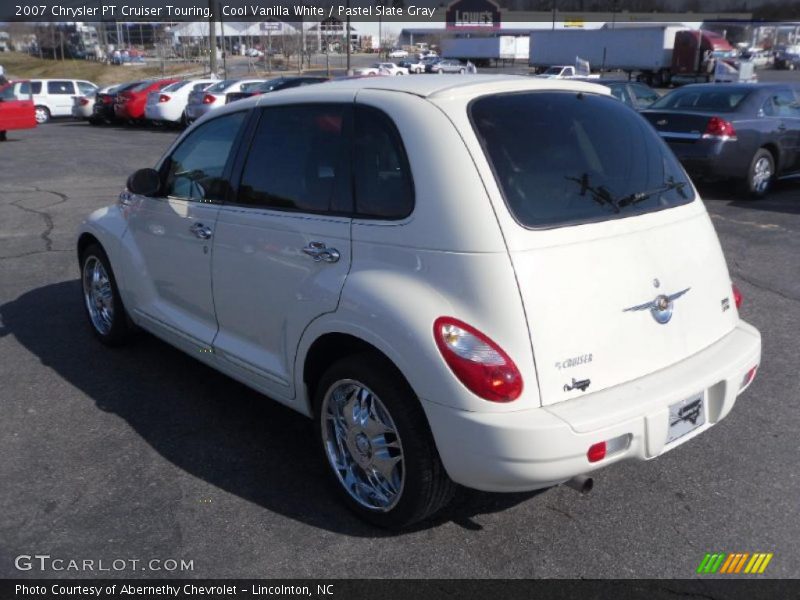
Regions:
[[470, 91, 694, 229]]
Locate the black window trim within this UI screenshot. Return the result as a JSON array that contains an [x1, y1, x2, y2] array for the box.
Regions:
[[223, 102, 416, 222], [467, 89, 696, 232]]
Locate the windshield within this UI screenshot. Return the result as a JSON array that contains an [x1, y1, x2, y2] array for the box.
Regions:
[[0, 83, 15, 100], [650, 87, 751, 112], [206, 79, 237, 93], [471, 91, 694, 228], [543, 67, 563, 75]]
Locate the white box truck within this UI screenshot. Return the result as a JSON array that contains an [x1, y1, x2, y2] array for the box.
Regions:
[[528, 25, 733, 86], [442, 36, 529, 65]]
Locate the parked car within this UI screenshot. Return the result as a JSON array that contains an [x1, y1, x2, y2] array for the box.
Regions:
[[114, 78, 180, 124], [184, 79, 265, 123], [225, 77, 328, 103], [354, 63, 409, 77], [642, 83, 800, 197], [399, 58, 426, 74], [72, 85, 116, 120], [594, 80, 660, 110], [28, 78, 98, 123], [426, 59, 468, 74], [388, 49, 409, 59], [0, 80, 36, 140], [144, 79, 217, 126], [78, 76, 761, 528], [90, 81, 139, 125]]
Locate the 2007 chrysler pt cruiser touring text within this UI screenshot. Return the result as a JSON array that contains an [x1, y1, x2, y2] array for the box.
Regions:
[[77, 75, 762, 528]]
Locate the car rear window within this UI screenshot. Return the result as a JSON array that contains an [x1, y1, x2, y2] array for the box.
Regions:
[[163, 81, 190, 92], [131, 80, 156, 92], [207, 79, 237, 93], [471, 91, 694, 229], [650, 88, 750, 111]]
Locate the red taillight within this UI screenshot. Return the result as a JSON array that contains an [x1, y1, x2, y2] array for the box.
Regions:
[[703, 116, 737, 140], [587, 442, 607, 463], [732, 284, 743, 309], [433, 317, 523, 402], [202, 94, 216, 104], [79, 97, 90, 106], [159, 94, 171, 103], [741, 365, 758, 390]]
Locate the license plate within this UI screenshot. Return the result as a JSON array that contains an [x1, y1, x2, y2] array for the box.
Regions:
[[666, 393, 705, 444]]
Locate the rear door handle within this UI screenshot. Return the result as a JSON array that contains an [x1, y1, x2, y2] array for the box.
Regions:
[[189, 222, 213, 240], [302, 241, 340, 263]]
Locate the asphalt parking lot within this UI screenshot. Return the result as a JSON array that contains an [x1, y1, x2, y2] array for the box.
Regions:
[[1, 117, 798, 579]]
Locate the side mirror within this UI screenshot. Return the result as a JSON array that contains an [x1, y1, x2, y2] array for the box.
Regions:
[[127, 168, 161, 197]]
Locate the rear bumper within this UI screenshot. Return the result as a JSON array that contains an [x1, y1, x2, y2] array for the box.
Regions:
[[422, 320, 761, 492], [664, 137, 750, 181], [185, 103, 212, 122]]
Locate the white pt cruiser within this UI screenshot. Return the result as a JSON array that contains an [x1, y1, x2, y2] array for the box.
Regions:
[[77, 76, 762, 528]]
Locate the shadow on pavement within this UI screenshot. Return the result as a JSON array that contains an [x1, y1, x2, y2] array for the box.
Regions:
[[698, 179, 800, 215], [0, 280, 542, 536]]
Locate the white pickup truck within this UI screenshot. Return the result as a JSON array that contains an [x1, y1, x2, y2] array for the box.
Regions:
[[535, 65, 600, 79]]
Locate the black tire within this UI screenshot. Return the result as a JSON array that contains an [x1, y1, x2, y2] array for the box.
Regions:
[[459, 68, 466, 74], [741, 148, 775, 199], [0, 131, 6, 141], [79, 243, 133, 346], [313, 353, 456, 529]]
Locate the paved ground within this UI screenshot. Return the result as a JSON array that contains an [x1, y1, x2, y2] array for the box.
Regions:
[[1, 110, 798, 579]]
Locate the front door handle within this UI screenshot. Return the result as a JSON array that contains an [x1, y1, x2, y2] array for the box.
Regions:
[[302, 241, 340, 263], [189, 222, 213, 240]]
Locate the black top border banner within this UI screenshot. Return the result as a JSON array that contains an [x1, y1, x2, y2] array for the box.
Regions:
[[1, 0, 799, 23]]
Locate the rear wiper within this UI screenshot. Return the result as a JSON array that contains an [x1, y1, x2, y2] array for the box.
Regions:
[[565, 173, 620, 213], [616, 180, 688, 208]]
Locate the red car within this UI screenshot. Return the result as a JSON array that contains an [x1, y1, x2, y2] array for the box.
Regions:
[[114, 78, 179, 123], [0, 80, 37, 141]]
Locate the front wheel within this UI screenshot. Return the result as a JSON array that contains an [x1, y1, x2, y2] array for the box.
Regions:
[[314, 354, 456, 529], [459, 68, 466, 74], [80, 244, 133, 345], [742, 148, 774, 198]]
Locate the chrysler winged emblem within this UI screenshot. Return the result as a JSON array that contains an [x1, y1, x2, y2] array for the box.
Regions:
[[623, 287, 691, 324]]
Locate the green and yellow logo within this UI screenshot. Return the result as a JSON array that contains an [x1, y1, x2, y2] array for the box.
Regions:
[[697, 552, 773, 574]]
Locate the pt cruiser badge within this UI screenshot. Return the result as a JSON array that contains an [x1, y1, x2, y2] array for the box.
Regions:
[[623, 287, 691, 324]]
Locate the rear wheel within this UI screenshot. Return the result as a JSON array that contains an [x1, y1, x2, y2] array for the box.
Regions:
[[313, 354, 456, 529], [459, 68, 466, 74], [0, 131, 6, 141], [742, 148, 774, 198], [80, 244, 132, 345], [34, 106, 50, 124]]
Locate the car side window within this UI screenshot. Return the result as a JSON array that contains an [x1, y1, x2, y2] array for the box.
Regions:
[[761, 96, 776, 117], [773, 89, 800, 117], [237, 104, 351, 214], [162, 111, 247, 202], [47, 81, 75, 95], [30, 81, 42, 95], [353, 106, 414, 219], [77, 82, 96, 95]]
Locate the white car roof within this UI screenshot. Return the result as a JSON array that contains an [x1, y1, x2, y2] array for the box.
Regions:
[[199, 75, 612, 122], [315, 74, 612, 100]]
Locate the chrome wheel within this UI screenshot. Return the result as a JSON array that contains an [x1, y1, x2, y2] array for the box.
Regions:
[[34, 106, 49, 124], [752, 156, 772, 194], [82, 256, 114, 335], [321, 379, 405, 511]]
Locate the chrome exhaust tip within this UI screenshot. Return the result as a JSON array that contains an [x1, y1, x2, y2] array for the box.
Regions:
[[564, 475, 594, 494]]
